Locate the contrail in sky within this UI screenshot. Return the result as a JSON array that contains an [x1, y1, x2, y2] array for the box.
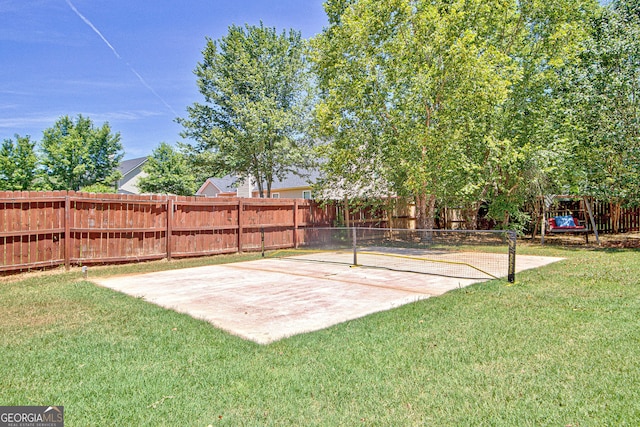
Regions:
[[65, 0, 178, 116], [64, 0, 121, 59]]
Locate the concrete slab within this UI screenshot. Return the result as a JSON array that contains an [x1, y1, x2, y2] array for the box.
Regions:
[[91, 253, 563, 344]]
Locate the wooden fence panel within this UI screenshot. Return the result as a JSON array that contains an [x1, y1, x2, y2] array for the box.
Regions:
[[1, 192, 402, 273], [0, 191, 66, 271], [589, 200, 640, 233], [593, 200, 612, 233], [170, 199, 239, 257], [621, 206, 640, 232], [296, 201, 336, 227], [67, 194, 168, 265], [241, 200, 295, 251]]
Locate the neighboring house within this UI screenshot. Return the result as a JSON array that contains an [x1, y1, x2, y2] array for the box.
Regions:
[[261, 169, 320, 199], [195, 168, 417, 228], [116, 157, 148, 194], [196, 175, 239, 197], [196, 169, 320, 199]]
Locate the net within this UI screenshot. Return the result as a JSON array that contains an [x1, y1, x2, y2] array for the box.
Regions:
[[266, 227, 517, 282]]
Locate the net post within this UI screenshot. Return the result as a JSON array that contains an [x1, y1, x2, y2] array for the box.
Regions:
[[352, 227, 358, 266], [261, 227, 265, 257], [507, 230, 516, 283]]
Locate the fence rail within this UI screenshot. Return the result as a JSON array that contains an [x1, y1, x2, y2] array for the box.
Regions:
[[0, 191, 337, 273]]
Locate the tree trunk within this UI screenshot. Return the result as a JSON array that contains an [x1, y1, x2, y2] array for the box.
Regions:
[[255, 175, 264, 198], [344, 196, 350, 227], [610, 202, 622, 233], [461, 202, 481, 230], [416, 193, 437, 230], [502, 210, 511, 229]]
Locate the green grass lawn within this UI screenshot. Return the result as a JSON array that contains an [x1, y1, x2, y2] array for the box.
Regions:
[[1, 246, 639, 426]]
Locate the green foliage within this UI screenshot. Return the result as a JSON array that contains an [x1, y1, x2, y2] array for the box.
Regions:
[[39, 115, 124, 191], [483, 0, 598, 225], [179, 23, 315, 197], [313, 0, 597, 229], [561, 0, 640, 206], [138, 143, 198, 195], [318, 2, 433, 222], [80, 182, 117, 193], [0, 134, 41, 190]]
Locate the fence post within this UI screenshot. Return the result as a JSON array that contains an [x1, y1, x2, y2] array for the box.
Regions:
[[64, 193, 71, 270], [293, 199, 299, 249], [238, 199, 243, 253], [166, 198, 173, 261]]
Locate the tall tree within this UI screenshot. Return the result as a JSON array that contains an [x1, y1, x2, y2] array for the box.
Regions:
[[313, 0, 520, 228], [179, 23, 314, 198], [40, 115, 124, 191], [562, 0, 640, 219], [489, 0, 597, 228], [313, 0, 596, 229], [0, 134, 39, 190], [138, 143, 198, 195]]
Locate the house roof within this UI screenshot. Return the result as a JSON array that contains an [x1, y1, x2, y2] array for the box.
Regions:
[[198, 168, 321, 196], [198, 176, 239, 195], [196, 167, 392, 200], [269, 168, 320, 190], [118, 157, 148, 176]]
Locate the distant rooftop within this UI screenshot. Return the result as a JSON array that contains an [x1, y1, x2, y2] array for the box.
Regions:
[[206, 175, 238, 193], [204, 168, 321, 193], [118, 157, 148, 175]]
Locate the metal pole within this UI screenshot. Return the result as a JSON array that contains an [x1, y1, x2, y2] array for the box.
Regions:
[[352, 227, 358, 266], [508, 230, 516, 283]]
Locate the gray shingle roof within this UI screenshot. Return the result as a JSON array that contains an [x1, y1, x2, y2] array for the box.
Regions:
[[117, 157, 147, 175], [202, 168, 321, 193], [269, 168, 320, 189], [207, 175, 239, 193]]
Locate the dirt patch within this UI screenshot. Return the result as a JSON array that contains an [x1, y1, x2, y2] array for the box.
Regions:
[[600, 233, 640, 249], [533, 232, 640, 249]]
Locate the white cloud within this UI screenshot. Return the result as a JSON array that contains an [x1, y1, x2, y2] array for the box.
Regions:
[[50, 79, 135, 90], [90, 110, 165, 122], [0, 110, 163, 130], [0, 115, 59, 130]]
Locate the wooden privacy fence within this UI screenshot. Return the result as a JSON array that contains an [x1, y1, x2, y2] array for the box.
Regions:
[[0, 191, 337, 273], [590, 201, 640, 234]]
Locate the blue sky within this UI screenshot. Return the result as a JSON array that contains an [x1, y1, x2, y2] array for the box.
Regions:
[[0, 0, 327, 159]]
